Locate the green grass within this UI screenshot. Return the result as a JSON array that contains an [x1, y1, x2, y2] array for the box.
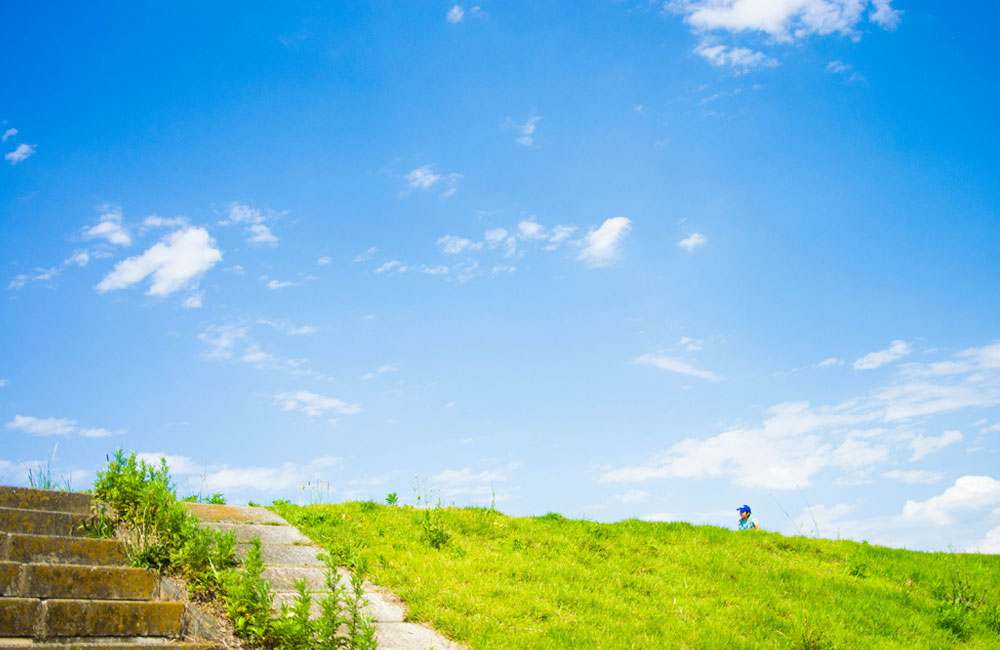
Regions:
[[272, 501, 1000, 650]]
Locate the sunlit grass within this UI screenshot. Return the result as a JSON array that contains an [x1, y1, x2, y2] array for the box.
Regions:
[[272, 502, 1000, 650]]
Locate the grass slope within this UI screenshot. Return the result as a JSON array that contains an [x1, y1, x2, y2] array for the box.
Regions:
[[271, 502, 1000, 649]]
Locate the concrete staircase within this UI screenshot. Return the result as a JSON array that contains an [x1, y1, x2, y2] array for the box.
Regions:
[[184, 503, 462, 650], [0, 485, 221, 648]]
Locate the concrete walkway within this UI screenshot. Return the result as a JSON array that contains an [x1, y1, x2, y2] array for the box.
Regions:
[[184, 503, 462, 650]]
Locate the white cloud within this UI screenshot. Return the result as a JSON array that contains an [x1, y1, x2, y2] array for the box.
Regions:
[[0, 379, 7, 388], [677, 232, 708, 251], [869, 0, 901, 29], [694, 41, 778, 72], [137, 453, 342, 493], [142, 215, 189, 229], [431, 462, 522, 485], [362, 363, 400, 380], [375, 260, 405, 274], [275, 390, 362, 418], [544, 225, 577, 250], [447, 5, 464, 23], [882, 469, 942, 485], [677, 0, 900, 42], [817, 357, 843, 368], [183, 292, 204, 309], [2, 128, 17, 142], [405, 166, 462, 198], [636, 353, 722, 381], [505, 116, 541, 146], [264, 278, 296, 290], [679, 337, 704, 351], [901, 475, 1000, 526], [220, 202, 283, 245], [620, 490, 650, 504], [79, 427, 113, 438], [421, 265, 449, 275], [599, 400, 864, 489], [257, 319, 317, 336], [7, 266, 61, 290], [578, 217, 632, 267], [406, 166, 440, 189], [968, 524, 1000, 554], [908, 429, 962, 461], [437, 235, 482, 255], [643, 512, 681, 522], [485, 228, 517, 258], [6, 415, 77, 436], [83, 206, 131, 246], [198, 324, 248, 360], [247, 224, 278, 245], [5, 143, 36, 164], [355, 247, 376, 262], [97, 227, 222, 296], [64, 250, 90, 267], [317, 256, 332, 265], [853, 340, 911, 370], [826, 60, 850, 74], [518, 219, 546, 240]]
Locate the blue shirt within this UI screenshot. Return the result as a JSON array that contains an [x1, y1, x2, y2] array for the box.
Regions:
[[738, 515, 758, 530]]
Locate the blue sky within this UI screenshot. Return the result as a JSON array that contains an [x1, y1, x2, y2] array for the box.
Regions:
[[3, 1, 999, 553]]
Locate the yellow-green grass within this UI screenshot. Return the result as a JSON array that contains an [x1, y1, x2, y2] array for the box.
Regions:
[[271, 502, 1000, 649]]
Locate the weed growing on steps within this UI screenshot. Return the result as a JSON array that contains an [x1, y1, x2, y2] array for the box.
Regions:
[[92, 449, 237, 597], [224, 538, 378, 649], [93, 449, 379, 649], [25, 443, 72, 491]]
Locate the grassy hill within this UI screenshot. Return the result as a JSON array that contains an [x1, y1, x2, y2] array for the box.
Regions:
[[271, 501, 1000, 650]]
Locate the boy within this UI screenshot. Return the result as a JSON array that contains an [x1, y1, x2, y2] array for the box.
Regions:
[[737, 505, 759, 530]]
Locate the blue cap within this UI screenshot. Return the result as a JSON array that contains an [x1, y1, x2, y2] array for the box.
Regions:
[[737, 505, 751, 514]]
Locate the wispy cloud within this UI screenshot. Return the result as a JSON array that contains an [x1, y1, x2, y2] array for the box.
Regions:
[[275, 390, 362, 420], [677, 232, 708, 251], [404, 165, 462, 198], [694, 41, 777, 72], [6, 415, 116, 438], [83, 205, 131, 247], [578, 217, 632, 267], [908, 430, 962, 461], [603, 340, 1000, 490], [447, 5, 464, 23], [363, 363, 399, 381], [220, 202, 284, 246], [854, 340, 911, 370], [504, 116, 541, 147], [2, 128, 17, 142], [635, 353, 722, 381], [5, 143, 36, 164]]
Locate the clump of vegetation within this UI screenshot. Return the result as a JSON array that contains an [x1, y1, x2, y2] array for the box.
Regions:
[[272, 499, 1000, 650], [93, 449, 379, 649], [92, 449, 236, 596]]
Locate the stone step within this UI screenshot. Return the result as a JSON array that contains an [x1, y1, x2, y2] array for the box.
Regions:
[[261, 566, 329, 592], [0, 598, 186, 638], [181, 503, 284, 524], [0, 639, 220, 649], [0, 508, 90, 538], [204, 521, 307, 544], [1, 533, 126, 567], [0, 488, 93, 516], [236, 542, 325, 567], [0, 563, 158, 600]]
